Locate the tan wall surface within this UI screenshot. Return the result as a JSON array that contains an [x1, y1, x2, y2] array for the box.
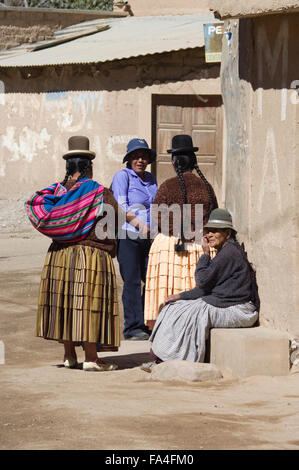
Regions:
[[0, 49, 220, 235], [249, 15, 298, 336], [125, 0, 211, 16], [221, 14, 299, 337]]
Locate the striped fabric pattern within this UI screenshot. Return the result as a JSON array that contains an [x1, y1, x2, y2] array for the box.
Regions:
[[36, 244, 120, 347], [25, 178, 104, 243], [150, 298, 259, 363]]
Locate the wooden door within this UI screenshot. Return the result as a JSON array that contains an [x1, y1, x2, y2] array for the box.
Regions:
[[151, 95, 223, 200]]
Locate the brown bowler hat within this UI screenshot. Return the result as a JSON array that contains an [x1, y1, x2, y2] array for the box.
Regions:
[[62, 136, 96, 160]]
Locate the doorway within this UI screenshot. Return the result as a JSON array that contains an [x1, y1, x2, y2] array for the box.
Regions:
[[151, 95, 223, 200]]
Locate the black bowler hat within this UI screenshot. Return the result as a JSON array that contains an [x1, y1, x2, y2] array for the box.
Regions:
[[62, 136, 96, 160], [167, 134, 198, 155]]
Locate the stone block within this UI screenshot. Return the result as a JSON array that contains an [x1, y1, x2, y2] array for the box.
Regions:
[[150, 360, 223, 382], [210, 326, 290, 378]]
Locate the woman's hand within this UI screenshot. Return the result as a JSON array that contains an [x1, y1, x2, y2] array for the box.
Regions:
[[126, 211, 150, 237], [163, 294, 181, 306], [202, 235, 210, 255], [139, 223, 151, 238]]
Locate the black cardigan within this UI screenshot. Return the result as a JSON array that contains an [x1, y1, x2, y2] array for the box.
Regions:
[[180, 239, 258, 308]]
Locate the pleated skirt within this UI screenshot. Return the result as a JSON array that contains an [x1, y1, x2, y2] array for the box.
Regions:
[[144, 233, 216, 321], [36, 243, 120, 348]]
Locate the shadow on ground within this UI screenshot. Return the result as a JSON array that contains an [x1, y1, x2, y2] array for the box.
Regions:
[[55, 352, 153, 371]]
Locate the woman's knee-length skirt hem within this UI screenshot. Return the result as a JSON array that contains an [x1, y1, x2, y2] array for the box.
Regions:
[[36, 243, 120, 348]]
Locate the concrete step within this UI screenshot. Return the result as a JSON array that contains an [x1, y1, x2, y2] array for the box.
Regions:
[[210, 326, 290, 378]]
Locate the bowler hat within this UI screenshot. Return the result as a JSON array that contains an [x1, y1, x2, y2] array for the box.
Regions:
[[204, 208, 237, 232], [123, 138, 156, 164], [167, 134, 198, 155], [62, 136, 96, 160]]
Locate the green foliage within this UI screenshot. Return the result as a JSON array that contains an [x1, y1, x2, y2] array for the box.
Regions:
[[27, 0, 114, 11]]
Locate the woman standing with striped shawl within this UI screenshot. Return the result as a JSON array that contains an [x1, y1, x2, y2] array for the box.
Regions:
[[26, 136, 121, 372]]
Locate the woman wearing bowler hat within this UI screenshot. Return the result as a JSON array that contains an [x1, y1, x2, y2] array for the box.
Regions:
[[141, 209, 260, 371], [111, 138, 158, 340], [26, 136, 126, 371], [144, 134, 218, 327]]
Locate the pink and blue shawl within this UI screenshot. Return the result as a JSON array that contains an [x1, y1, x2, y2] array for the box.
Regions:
[[25, 178, 104, 243]]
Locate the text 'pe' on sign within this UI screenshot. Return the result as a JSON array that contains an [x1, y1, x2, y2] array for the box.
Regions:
[[203, 23, 224, 63]]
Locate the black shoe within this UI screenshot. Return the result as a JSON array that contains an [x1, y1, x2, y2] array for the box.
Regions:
[[142, 325, 152, 336], [124, 331, 150, 341]]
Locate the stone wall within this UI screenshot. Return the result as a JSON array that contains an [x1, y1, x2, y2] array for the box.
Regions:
[[0, 25, 55, 50], [0, 5, 127, 50], [0, 5, 126, 27]]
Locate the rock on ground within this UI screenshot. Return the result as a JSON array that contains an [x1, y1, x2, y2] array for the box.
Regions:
[[150, 360, 223, 382]]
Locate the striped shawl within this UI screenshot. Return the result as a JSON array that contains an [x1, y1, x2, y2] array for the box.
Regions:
[[25, 178, 104, 243]]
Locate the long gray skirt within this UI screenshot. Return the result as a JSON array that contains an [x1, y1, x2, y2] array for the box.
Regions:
[[150, 298, 259, 363]]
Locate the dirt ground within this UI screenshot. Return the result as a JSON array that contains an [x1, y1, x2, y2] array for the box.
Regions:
[[1, 230, 299, 451]]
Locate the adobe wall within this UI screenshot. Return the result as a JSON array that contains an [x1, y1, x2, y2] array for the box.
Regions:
[[0, 48, 220, 234], [220, 13, 299, 337], [0, 25, 55, 50], [0, 6, 127, 50], [122, 0, 211, 16], [0, 6, 126, 27]]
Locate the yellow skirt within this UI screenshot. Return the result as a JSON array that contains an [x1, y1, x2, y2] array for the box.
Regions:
[[144, 233, 215, 321]]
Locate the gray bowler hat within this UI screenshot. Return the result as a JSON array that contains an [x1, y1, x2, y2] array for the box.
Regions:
[[62, 136, 96, 160], [204, 208, 237, 232]]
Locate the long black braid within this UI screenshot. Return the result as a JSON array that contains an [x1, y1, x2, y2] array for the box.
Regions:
[[173, 154, 189, 252], [174, 163, 187, 252], [173, 153, 215, 252], [193, 162, 215, 215], [61, 157, 92, 187], [61, 166, 73, 187]]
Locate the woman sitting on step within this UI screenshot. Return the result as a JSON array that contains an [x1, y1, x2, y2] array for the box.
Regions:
[[141, 208, 260, 372]]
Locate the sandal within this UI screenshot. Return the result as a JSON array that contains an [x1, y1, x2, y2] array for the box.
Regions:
[[64, 357, 78, 369], [140, 361, 156, 373], [83, 360, 118, 372]]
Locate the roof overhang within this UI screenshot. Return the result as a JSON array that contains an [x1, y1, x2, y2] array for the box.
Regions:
[[0, 14, 220, 68], [209, 0, 299, 19]]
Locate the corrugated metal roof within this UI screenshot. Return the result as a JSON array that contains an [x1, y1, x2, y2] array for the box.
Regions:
[[0, 14, 220, 68]]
